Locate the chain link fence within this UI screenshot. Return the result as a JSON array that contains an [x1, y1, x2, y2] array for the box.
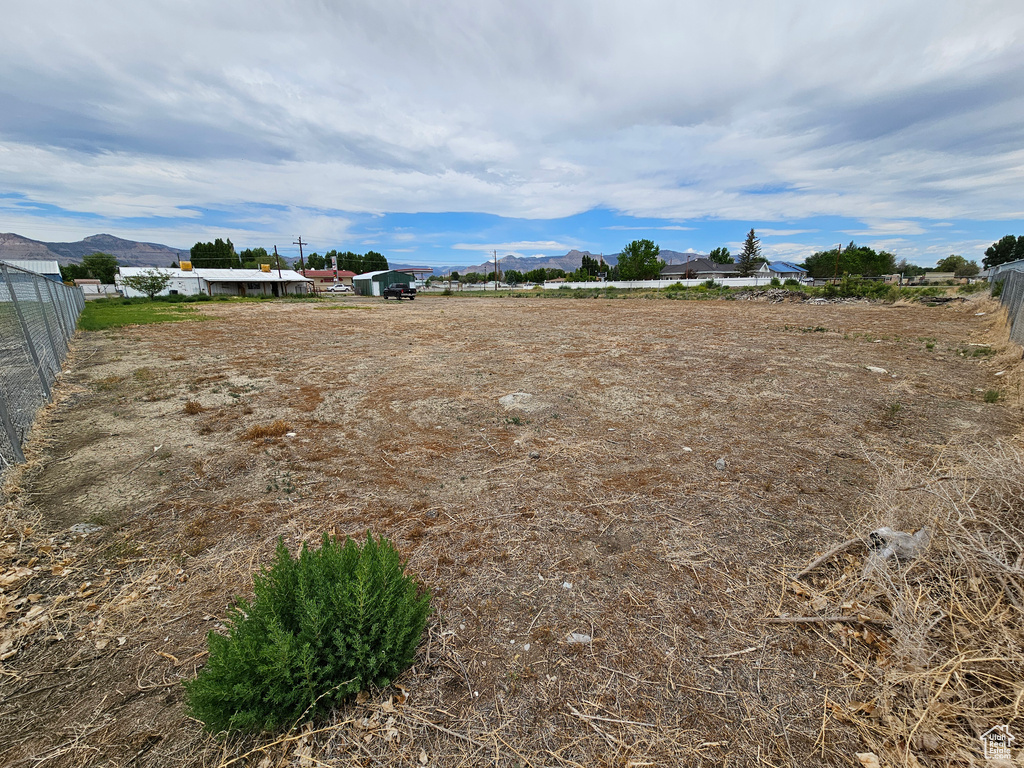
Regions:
[[1, 262, 84, 471], [989, 260, 1024, 346]]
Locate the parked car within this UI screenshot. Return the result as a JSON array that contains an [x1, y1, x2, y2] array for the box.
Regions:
[[325, 284, 352, 293], [382, 284, 417, 300]]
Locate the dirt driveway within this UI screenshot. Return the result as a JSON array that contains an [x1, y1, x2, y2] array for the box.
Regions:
[[1, 295, 1017, 766]]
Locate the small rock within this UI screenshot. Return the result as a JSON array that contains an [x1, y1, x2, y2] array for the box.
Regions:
[[69, 523, 102, 534], [682, 446, 692, 452], [567, 632, 592, 644], [562, 581, 573, 590], [285, 432, 297, 437], [529, 451, 540, 459], [715, 457, 727, 471], [499, 392, 533, 409], [995, 370, 1006, 376], [523, 643, 531, 651], [865, 366, 888, 374], [974, 312, 986, 316]]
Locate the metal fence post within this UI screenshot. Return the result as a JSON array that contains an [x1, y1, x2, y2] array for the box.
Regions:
[[1, 264, 52, 401], [45, 279, 71, 345], [0, 389, 26, 465], [33, 279, 62, 371]]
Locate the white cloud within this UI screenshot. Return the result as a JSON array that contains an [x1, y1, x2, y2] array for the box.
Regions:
[[0, 1, 1022, 238]]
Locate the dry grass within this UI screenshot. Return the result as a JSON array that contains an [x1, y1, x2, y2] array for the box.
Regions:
[[0, 294, 1020, 767], [242, 420, 292, 440], [183, 400, 204, 415]]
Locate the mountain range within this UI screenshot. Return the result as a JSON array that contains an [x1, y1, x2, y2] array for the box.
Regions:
[[442, 248, 704, 276], [0, 232, 704, 275], [0, 233, 188, 267]]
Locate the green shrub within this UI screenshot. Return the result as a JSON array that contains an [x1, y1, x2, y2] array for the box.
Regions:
[[184, 532, 431, 734], [992, 279, 1004, 298], [769, 277, 781, 287], [783, 278, 800, 287], [985, 389, 1001, 403]]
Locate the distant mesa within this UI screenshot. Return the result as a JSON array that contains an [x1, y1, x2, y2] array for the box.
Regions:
[[0, 233, 188, 267]]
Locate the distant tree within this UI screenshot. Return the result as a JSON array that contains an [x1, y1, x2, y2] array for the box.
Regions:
[[894, 258, 926, 277], [449, 271, 460, 281], [804, 241, 896, 278], [504, 269, 525, 285], [709, 247, 733, 264], [934, 255, 980, 278], [462, 272, 485, 284], [736, 230, 762, 277], [304, 252, 327, 270], [191, 238, 240, 269], [59, 263, 92, 282], [363, 251, 388, 271], [121, 269, 172, 299], [983, 235, 1024, 269], [81, 252, 120, 284], [617, 239, 664, 280]]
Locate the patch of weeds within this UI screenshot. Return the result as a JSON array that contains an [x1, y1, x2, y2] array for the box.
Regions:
[[183, 400, 203, 415], [266, 470, 296, 496], [93, 375, 126, 391], [883, 400, 903, 425], [133, 367, 156, 382], [926, 342, 935, 350], [984, 390, 1001, 404], [505, 416, 523, 426]]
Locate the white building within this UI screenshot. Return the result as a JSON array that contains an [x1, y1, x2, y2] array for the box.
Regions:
[[117, 264, 312, 298]]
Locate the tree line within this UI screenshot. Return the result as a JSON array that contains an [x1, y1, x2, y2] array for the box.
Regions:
[[188, 240, 388, 273]]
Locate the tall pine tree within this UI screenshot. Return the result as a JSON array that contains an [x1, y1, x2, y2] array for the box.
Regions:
[[737, 229, 761, 277]]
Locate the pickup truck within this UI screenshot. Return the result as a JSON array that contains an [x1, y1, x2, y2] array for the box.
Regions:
[[382, 284, 417, 300]]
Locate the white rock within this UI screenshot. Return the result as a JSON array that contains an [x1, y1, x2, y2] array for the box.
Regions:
[[567, 632, 592, 644], [865, 366, 888, 374], [715, 457, 727, 471], [562, 581, 573, 590], [285, 432, 297, 437], [682, 447, 692, 452], [523, 643, 531, 651], [499, 392, 533, 409], [995, 370, 1006, 377]]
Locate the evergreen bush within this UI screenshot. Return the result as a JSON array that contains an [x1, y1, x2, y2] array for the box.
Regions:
[[184, 532, 431, 733]]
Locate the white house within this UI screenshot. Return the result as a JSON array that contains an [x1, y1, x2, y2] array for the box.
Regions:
[[117, 264, 312, 298]]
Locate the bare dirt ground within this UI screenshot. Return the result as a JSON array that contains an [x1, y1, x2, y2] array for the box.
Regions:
[[1, 295, 1021, 767]]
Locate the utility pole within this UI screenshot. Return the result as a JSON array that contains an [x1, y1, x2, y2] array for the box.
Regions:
[[273, 245, 282, 278], [493, 250, 498, 291], [294, 237, 307, 274], [832, 242, 843, 282]]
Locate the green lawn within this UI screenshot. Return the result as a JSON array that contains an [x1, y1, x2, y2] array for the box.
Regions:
[[78, 300, 208, 331]]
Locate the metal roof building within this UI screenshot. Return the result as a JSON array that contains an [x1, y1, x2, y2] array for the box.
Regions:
[[352, 270, 413, 296], [0, 260, 62, 282], [116, 266, 312, 298]]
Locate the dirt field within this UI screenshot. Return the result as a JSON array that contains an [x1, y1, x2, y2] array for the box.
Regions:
[[1, 295, 1020, 767]]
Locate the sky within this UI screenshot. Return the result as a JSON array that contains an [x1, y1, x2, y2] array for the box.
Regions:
[[1, 1, 1022, 269]]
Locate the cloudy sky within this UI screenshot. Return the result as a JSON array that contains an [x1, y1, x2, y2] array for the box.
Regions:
[[2, 1, 1022, 267]]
